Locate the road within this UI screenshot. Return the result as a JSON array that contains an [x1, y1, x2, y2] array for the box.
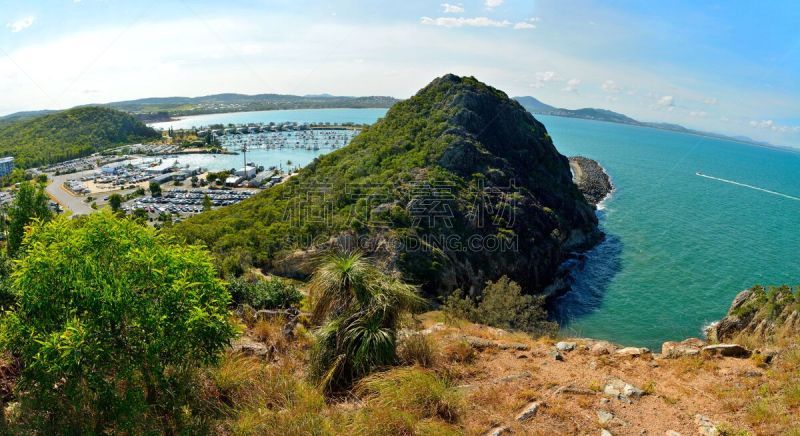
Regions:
[[46, 172, 95, 216]]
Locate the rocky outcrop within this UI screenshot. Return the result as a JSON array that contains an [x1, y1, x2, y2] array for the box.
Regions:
[[706, 285, 800, 343], [569, 156, 613, 206]]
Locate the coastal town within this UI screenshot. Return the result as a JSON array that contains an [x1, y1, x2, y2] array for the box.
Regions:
[[0, 122, 364, 223]]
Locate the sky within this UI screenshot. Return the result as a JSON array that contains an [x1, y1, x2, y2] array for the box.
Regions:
[[1, 0, 799, 147]]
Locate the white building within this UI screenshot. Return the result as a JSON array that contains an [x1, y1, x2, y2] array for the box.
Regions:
[[0, 156, 14, 177], [235, 165, 257, 178]]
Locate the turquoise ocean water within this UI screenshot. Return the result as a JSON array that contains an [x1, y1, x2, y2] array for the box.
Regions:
[[540, 115, 800, 348], [153, 109, 800, 349]]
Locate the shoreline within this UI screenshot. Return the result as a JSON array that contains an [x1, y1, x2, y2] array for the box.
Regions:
[[543, 157, 614, 299]]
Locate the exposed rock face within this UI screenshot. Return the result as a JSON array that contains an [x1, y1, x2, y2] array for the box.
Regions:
[[706, 286, 800, 342], [569, 156, 613, 205]]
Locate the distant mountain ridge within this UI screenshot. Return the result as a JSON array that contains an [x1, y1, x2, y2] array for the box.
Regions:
[[514, 96, 775, 148], [0, 93, 399, 125], [100, 93, 398, 120]]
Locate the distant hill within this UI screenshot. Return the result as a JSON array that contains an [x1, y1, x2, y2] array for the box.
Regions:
[[0, 93, 400, 126], [172, 75, 601, 296], [513, 96, 556, 112], [102, 93, 400, 118], [514, 96, 776, 148], [0, 110, 58, 128], [0, 107, 160, 168]]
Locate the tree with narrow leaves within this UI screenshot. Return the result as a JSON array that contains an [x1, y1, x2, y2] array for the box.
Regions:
[[307, 251, 423, 393]]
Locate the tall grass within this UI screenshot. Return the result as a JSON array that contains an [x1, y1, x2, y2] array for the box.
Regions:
[[397, 333, 439, 367], [355, 367, 463, 423], [211, 352, 330, 435]]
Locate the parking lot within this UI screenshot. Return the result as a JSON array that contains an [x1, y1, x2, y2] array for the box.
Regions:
[[122, 188, 255, 217]]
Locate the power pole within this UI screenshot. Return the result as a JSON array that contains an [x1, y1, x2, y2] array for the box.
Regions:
[[241, 144, 248, 180]]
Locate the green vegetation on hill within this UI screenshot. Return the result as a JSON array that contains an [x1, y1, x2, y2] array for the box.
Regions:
[[104, 93, 399, 118], [0, 106, 160, 167], [171, 74, 600, 296]]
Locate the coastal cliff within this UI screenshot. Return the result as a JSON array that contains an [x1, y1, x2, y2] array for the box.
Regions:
[[173, 75, 603, 297], [706, 285, 800, 343]]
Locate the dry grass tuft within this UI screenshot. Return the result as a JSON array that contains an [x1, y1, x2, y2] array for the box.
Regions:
[[252, 317, 289, 351], [355, 366, 464, 424], [397, 333, 439, 368], [211, 352, 330, 435], [443, 339, 477, 364]]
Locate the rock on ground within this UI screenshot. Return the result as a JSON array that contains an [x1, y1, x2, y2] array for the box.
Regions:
[[661, 338, 706, 358], [603, 377, 645, 400], [702, 344, 751, 358], [515, 401, 544, 422]]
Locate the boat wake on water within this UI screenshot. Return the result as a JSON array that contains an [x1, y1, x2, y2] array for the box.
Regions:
[[696, 172, 800, 201]]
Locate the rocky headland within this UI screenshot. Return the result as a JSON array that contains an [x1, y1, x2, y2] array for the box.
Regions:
[[570, 156, 614, 206], [174, 75, 604, 298]]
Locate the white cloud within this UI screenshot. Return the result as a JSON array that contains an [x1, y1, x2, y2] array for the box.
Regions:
[[655, 95, 675, 110], [749, 119, 774, 129], [7, 16, 34, 33], [420, 16, 510, 28], [513, 17, 540, 30], [601, 79, 620, 93], [689, 110, 707, 117], [441, 3, 464, 13], [749, 119, 800, 133], [703, 97, 718, 105], [562, 78, 581, 92], [529, 71, 556, 88], [485, 0, 504, 10]]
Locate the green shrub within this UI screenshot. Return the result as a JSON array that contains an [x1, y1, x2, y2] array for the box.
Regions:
[[228, 277, 303, 310], [0, 211, 236, 434], [444, 275, 557, 337]]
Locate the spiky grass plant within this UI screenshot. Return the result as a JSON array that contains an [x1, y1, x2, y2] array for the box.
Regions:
[[306, 251, 424, 393]]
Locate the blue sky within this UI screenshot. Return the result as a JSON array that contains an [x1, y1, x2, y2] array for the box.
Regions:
[[1, 0, 799, 146]]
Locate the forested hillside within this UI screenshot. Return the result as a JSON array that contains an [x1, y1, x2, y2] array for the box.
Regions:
[[0, 107, 160, 167]]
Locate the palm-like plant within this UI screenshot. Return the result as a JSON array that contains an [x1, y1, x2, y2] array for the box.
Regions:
[[307, 251, 423, 393]]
